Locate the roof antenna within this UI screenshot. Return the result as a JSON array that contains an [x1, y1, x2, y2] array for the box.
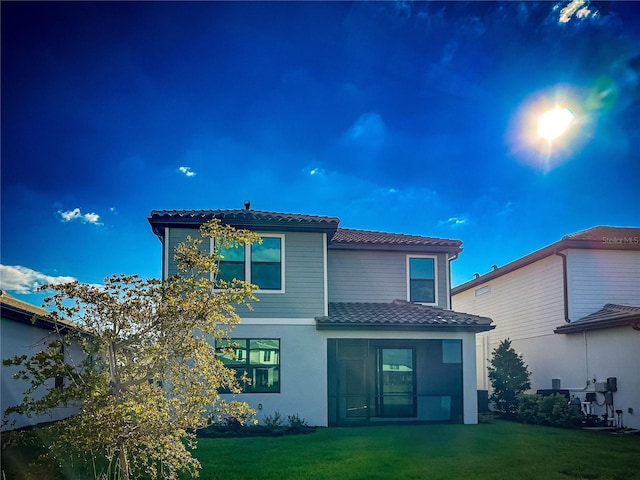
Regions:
[[244, 200, 251, 210]]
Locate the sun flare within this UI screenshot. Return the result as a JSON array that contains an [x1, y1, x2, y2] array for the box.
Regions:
[[537, 108, 574, 141]]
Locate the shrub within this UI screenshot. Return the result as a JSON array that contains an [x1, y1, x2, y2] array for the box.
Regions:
[[538, 394, 582, 428], [516, 393, 540, 424], [516, 393, 582, 428], [287, 413, 309, 429], [263, 411, 285, 427]]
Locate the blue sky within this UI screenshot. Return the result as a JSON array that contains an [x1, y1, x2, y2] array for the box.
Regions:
[[2, 1, 639, 307]]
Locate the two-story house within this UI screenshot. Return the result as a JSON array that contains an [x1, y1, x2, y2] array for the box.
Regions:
[[148, 208, 493, 426], [452, 226, 640, 429]]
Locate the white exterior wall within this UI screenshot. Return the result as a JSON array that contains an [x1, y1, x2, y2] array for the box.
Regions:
[[453, 248, 640, 429], [1, 319, 83, 430], [220, 320, 328, 427], [567, 249, 640, 319], [452, 255, 565, 391], [223, 320, 479, 426]]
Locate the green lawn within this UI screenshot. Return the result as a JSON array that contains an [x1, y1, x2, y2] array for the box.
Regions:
[[3, 421, 640, 479]]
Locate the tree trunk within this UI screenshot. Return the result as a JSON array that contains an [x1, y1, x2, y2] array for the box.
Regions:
[[119, 446, 130, 480]]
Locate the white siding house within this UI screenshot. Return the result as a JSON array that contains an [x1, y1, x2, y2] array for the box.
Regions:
[[452, 226, 640, 429]]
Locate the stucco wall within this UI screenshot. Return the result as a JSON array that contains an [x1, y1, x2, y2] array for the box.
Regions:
[[453, 249, 640, 429], [222, 321, 479, 426], [2, 319, 83, 430]]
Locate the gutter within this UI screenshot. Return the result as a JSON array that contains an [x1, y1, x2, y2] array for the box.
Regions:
[[554, 250, 570, 323]]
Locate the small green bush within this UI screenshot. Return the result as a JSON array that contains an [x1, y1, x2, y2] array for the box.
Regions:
[[263, 411, 285, 428], [516, 394, 540, 424], [516, 393, 582, 428], [287, 413, 309, 429]]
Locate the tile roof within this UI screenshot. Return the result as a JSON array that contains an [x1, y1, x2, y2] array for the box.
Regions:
[[316, 300, 493, 332], [330, 228, 462, 253], [563, 226, 640, 242], [149, 209, 462, 253], [555, 303, 640, 334], [149, 209, 340, 236]]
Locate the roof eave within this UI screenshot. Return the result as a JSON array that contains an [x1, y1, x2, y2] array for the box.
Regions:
[[1, 304, 82, 333], [554, 315, 640, 334], [148, 213, 339, 239]]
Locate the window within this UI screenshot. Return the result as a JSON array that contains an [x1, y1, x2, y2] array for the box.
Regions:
[[216, 339, 280, 393], [218, 244, 245, 283], [442, 339, 462, 364], [251, 237, 282, 290], [408, 256, 436, 304], [214, 235, 284, 291]]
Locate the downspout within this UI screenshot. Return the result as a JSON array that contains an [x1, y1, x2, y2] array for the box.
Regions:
[[554, 250, 570, 323], [556, 249, 591, 391], [447, 252, 459, 310]]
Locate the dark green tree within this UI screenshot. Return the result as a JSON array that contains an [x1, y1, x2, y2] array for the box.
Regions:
[[488, 339, 531, 415]]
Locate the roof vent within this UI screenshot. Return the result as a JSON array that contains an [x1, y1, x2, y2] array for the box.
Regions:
[[492, 265, 498, 271], [244, 200, 251, 210], [474, 273, 480, 279]]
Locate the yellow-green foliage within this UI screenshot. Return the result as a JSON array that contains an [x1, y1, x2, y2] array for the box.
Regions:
[[3, 219, 260, 480]]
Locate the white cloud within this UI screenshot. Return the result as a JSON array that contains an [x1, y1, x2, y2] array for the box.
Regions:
[[179, 166, 196, 177], [439, 216, 470, 228], [60, 208, 81, 222], [302, 165, 325, 177], [344, 113, 387, 148], [558, 0, 597, 23], [58, 208, 102, 225], [0, 265, 77, 294]]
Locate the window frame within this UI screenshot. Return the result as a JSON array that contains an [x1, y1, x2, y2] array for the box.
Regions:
[[211, 233, 285, 293], [406, 255, 438, 305], [216, 338, 281, 394]]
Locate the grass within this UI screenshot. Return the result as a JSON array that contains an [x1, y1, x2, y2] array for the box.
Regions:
[[3, 421, 640, 479], [193, 421, 640, 480]]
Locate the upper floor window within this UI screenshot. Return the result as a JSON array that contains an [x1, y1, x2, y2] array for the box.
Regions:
[[215, 234, 284, 292], [407, 256, 436, 304], [251, 237, 282, 290], [218, 244, 246, 282]]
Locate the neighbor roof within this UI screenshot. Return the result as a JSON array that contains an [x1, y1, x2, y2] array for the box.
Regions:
[[330, 228, 462, 254], [0, 290, 79, 332], [452, 226, 640, 294], [555, 303, 640, 334], [149, 209, 340, 237], [316, 300, 494, 332]]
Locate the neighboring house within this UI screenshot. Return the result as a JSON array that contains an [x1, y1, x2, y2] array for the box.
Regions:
[[148, 208, 493, 426], [451, 226, 640, 429], [1, 290, 83, 431]]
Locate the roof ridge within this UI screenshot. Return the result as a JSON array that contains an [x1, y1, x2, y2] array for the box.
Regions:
[[150, 208, 339, 219]]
